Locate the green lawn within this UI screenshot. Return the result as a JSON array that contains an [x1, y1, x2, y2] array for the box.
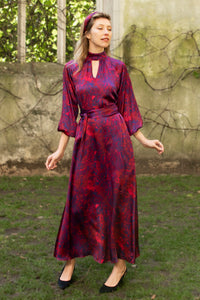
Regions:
[[0, 175, 200, 300]]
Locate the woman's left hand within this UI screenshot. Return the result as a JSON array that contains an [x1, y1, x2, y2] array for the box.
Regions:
[[144, 139, 164, 155], [134, 130, 164, 155]]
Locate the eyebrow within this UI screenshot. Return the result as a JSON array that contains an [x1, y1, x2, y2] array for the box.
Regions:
[[97, 24, 112, 27]]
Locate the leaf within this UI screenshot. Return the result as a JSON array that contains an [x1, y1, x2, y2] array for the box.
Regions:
[[193, 71, 200, 79], [1, 0, 95, 61]]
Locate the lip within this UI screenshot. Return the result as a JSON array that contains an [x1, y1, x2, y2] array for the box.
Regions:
[[101, 38, 109, 42]]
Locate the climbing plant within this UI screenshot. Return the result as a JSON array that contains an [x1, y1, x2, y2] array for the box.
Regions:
[[0, 0, 95, 62], [0, 0, 18, 61]]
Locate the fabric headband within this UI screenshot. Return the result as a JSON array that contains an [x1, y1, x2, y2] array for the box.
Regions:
[[83, 11, 99, 33]]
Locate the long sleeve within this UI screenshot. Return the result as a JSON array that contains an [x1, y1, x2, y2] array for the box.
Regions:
[[58, 63, 78, 137], [117, 63, 143, 135]]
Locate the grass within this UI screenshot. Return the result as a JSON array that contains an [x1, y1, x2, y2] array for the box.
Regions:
[[0, 175, 200, 300]]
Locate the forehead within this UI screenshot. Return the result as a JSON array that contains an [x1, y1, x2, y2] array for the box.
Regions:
[[93, 18, 111, 27]]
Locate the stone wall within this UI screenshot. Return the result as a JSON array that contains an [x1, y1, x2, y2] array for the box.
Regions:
[[0, 0, 200, 175], [0, 63, 67, 176], [118, 0, 200, 174]]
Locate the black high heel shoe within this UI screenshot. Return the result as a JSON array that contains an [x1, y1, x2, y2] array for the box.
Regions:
[[57, 264, 75, 290], [99, 268, 127, 293]]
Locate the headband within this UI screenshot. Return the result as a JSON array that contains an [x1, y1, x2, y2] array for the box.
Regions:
[[83, 11, 99, 33]]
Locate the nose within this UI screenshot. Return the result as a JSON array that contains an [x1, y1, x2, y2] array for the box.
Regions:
[[104, 28, 110, 35]]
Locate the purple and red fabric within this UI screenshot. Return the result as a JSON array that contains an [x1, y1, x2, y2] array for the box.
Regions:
[[54, 51, 143, 264]]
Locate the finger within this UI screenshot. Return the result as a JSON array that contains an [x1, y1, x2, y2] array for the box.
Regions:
[[45, 155, 52, 166], [48, 158, 58, 170], [155, 140, 162, 147], [48, 160, 54, 170], [153, 142, 163, 154], [45, 157, 53, 169], [45, 160, 50, 170], [157, 145, 164, 154], [159, 143, 164, 152], [48, 161, 57, 170], [50, 163, 57, 170], [155, 141, 164, 151]]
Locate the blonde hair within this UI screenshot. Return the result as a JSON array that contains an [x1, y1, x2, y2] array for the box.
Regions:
[[73, 12, 111, 72]]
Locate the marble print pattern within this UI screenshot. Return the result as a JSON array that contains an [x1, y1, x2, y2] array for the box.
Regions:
[[54, 51, 143, 264]]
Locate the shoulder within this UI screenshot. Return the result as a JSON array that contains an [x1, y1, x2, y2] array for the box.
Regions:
[[107, 56, 127, 72], [63, 60, 78, 76], [106, 56, 129, 79], [107, 56, 124, 66]]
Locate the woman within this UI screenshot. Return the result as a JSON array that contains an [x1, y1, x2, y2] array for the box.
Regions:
[[46, 12, 164, 293]]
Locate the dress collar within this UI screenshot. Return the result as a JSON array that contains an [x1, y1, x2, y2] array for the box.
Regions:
[[86, 51, 107, 61]]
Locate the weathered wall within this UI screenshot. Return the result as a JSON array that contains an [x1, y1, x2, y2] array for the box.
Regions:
[[0, 0, 200, 175], [117, 0, 200, 173], [0, 63, 68, 175]]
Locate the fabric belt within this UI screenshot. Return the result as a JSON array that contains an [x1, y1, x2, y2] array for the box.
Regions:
[[76, 104, 119, 141]]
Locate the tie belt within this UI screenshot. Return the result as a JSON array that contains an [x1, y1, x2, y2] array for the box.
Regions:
[[76, 104, 119, 141]]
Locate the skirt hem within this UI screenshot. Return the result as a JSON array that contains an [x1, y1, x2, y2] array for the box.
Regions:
[[54, 252, 140, 265]]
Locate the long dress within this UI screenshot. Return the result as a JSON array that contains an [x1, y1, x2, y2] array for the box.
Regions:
[[54, 51, 143, 264]]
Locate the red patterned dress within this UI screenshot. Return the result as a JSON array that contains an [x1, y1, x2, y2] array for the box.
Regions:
[[54, 51, 143, 264]]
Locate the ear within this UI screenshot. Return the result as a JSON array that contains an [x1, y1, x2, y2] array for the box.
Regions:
[[85, 31, 91, 40]]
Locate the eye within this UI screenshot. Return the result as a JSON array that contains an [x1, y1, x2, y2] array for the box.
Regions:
[[98, 27, 103, 30]]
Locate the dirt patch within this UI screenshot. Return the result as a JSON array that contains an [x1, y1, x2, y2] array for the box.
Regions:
[[136, 159, 200, 175], [0, 159, 200, 176], [0, 160, 71, 177]]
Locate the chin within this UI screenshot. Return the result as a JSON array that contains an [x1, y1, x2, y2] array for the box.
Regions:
[[101, 42, 110, 47]]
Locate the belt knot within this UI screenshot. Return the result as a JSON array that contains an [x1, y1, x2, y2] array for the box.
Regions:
[[76, 104, 119, 141]]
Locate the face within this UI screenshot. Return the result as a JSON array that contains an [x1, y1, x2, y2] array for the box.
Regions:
[[86, 18, 112, 52]]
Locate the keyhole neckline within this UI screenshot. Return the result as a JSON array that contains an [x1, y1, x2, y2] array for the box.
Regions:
[[91, 60, 100, 79]]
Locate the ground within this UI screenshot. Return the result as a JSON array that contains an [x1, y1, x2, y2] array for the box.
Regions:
[[0, 175, 200, 299]]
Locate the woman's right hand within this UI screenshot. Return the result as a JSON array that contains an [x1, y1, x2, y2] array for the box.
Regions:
[[45, 132, 69, 170], [45, 150, 64, 170]]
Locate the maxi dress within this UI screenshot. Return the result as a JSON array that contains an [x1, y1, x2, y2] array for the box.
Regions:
[[54, 51, 143, 264]]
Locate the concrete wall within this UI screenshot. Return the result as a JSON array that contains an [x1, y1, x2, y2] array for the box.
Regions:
[[0, 0, 200, 175], [0, 63, 66, 175], [117, 0, 200, 173]]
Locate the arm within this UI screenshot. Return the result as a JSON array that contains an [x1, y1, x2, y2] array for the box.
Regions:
[[117, 63, 143, 135], [46, 63, 78, 171], [134, 130, 164, 155], [45, 133, 70, 170]]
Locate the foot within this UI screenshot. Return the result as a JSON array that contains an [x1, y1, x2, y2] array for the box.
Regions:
[[104, 259, 126, 287], [60, 258, 75, 281]]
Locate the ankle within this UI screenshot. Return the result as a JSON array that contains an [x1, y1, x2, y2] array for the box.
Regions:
[[66, 258, 75, 267], [114, 260, 126, 272], [60, 260, 75, 281]]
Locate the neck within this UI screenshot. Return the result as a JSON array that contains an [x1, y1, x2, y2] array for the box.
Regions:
[[88, 46, 105, 54]]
